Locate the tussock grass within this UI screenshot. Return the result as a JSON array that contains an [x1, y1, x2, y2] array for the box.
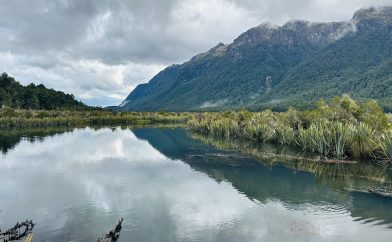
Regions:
[[348, 122, 375, 159], [187, 95, 392, 163], [0, 108, 191, 128], [381, 131, 392, 163]]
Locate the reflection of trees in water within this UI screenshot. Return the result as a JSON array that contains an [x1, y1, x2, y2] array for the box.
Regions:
[[0, 127, 75, 154], [2, 127, 392, 230], [133, 128, 392, 225], [0, 124, 182, 154], [190, 132, 392, 188]]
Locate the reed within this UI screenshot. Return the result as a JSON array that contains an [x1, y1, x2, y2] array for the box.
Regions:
[[275, 125, 295, 145], [0, 108, 191, 128], [190, 131, 392, 186], [187, 95, 392, 163], [348, 122, 375, 159], [245, 123, 275, 142], [309, 123, 329, 155], [297, 127, 313, 151], [380, 131, 392, 163], [2, 95, 391, 163], [330, 122, 350, 158]]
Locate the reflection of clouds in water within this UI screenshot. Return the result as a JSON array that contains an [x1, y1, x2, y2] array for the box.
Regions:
[[0, 127, 391, 241], [0, 127, 166, 169], [0, 127, 256, 240], [165, 178, 255, 240]]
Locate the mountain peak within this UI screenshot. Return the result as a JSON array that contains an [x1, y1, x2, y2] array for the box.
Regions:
[[352, 6, 392, 28], [256, 22, 278, 30], [353, 6, 392, 19], [233, 18, 354, 48], [117, 6, 392, 112], [190, 42, 228, 61]]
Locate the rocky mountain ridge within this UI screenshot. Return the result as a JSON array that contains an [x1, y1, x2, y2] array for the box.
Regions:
[[115, 6, 392, 111]]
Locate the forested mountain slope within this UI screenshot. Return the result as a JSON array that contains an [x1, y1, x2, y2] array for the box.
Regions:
[[117, 7, 392, 112]]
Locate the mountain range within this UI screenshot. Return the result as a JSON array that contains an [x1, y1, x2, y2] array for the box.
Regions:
[[115, 6, 392, 112]]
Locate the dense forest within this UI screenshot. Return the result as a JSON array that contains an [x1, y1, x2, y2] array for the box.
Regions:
[[0, 72, 87, 110], [118, 7, 392, 112]]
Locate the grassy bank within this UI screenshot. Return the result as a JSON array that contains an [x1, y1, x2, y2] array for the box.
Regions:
[[190, 132, 392, 186], [2, 95, 391, 163], [187, 95, 392, 163], [0, 108, 191, 128]]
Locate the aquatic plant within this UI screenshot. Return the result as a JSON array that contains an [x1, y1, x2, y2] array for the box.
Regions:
[[309, 123, 329, 155], [380, 131, 392, 163], [190, 131, 392, 185], [330, 122, 350, 158], [0, 108, 191, 128], [297, 127, 312, 151], [187, 96, 392, 162], [2, 95, 391, 163], [348, 122, 375, 159], [275, 125, 295, 145]]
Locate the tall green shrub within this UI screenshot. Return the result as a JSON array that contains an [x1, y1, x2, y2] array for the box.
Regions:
[[348, 122, 375, 159], [380, 131, 392, 163]]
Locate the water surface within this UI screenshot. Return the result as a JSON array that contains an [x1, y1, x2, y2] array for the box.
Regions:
[[0, 127, 391, 241]]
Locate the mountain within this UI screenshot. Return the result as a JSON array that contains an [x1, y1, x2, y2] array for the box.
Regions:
[[0, 73, 88, 110], [117, 6, 392, 112]]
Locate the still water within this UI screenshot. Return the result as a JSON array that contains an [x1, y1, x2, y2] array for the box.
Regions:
[[0, 127, 391, 241]]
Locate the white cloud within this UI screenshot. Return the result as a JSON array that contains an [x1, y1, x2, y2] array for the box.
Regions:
[[0, 52, 164, 106], [1, 128, 392, 241], [0, 0, 390, 106]]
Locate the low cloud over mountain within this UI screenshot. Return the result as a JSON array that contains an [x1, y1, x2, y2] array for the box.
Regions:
[[0, 0, 390, 106]]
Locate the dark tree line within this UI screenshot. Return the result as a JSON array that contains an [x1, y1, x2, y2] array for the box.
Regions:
[[0, 73, 88, 110]]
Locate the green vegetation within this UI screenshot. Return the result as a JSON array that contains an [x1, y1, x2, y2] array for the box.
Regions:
[[187, 95, 392, 163], [0, 73, 191, 128], [264, 20, 392, 112], [118, 7, 392, 112], [0, 72, 87, 110], [0, 108, 190, 128], [190, 132, 392, 185], [381, 131, 392, 163]]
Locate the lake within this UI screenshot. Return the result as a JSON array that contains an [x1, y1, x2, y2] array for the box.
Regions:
[[0, 127, 392, 241]]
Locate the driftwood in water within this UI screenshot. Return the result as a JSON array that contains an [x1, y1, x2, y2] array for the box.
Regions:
[[97, 218, 123, 242], [367, 188, 392, 198], [0, 220, 34, 242], [347, 188, 392, 198]]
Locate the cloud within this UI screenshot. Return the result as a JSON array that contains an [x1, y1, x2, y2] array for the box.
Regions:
[[0, 0, 390, 106], [200, 99, 228, 109]]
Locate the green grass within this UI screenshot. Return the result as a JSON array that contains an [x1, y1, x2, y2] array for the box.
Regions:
[[348, 122, 376, 159], [187, 95, 392, 163], [190, 132, 392, 185], [0, 108, 191, 128], [2, 95, 391, 163], [381, 131, 392, 163]]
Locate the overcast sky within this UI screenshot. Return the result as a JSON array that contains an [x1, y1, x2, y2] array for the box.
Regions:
[[0, 0, 390, 106]]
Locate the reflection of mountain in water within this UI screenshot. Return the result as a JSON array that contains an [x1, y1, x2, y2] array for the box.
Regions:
[[133, 127, 392, 226], [1, 126, 391, 226]]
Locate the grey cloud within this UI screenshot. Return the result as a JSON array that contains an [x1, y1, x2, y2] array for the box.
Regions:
[[229, 0, 392, 24], [0, 0, 183, 64], [0, 0, 391, 106], [0, 1, 97, 52]]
